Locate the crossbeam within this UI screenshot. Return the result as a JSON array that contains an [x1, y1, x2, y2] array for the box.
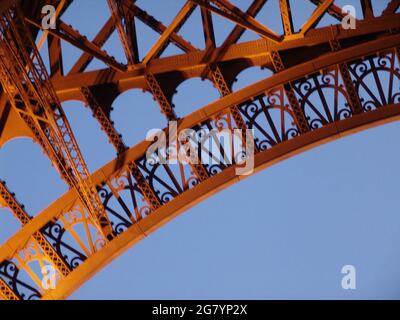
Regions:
[[0, 3, 114, 240]]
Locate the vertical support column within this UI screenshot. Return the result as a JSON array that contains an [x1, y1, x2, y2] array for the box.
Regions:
[[270, 51, 310, 133], [200, 6, 216, 49], [0, 3, 114, 240], [208, 63, 258, 152], [329, 39, 363, 114], [145, 74, 210, 181], [145, 73, 177, 121], [107, 0, 139, 65], [81, 86, 162, 211]]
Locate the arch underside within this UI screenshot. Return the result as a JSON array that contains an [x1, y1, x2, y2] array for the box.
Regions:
[[0, 30, 399, 299], [2, 7, 400, 147]]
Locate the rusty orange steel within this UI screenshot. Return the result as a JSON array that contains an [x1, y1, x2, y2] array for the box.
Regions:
[[0, 0, 399, 300]]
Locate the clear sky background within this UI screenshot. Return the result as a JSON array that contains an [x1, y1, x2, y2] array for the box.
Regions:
[[1, 0, 400, 299]]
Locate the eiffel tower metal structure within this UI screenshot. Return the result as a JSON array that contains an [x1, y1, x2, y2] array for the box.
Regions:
[[0, 0, 399, 300]]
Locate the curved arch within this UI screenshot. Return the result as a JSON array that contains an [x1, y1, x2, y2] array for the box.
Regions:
[[1, 0, 400, 301], [110, 89, 166, 148], [232, 66, 273, 92], [172, 77, 220, 117], [45, 103, 400, 300], [0, 107, 35, 148], [62, 100, 115, 172], [0, 34, 398, 299]]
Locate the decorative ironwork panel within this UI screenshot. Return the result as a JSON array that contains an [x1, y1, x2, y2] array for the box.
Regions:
[[0, 260, 41, 300], [0, 0, 399, 298], [292, 66, 353, 129], [348, 50, 400, 111], [40, 201, 106, 269], [135, 155, 200, 204], [98, 169, 153, 234]]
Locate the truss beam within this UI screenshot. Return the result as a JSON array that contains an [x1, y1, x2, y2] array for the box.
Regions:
[[144, 73, 210, 181], [43, 13, 400, 102], [0, 4, 114, 240], [383, 0, 400, 15], [142, 1, 197, 65], [69, 17, 115, 74], [308, 0, 348, 21], [123, 1, 197, 54], [26, 18, 126, 72], [107, 0, 139, 65], [279, 0, 294, 36], [81, 86, 162, 210], [193, 0, 280, 43], [0, 0, 399, 301], [329, 39, 363, 114], [300, 0, 334, 35], [269, 51, 310, 133]]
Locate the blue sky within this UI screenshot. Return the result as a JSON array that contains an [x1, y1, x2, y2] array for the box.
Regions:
[[1, 0, 400, 299]]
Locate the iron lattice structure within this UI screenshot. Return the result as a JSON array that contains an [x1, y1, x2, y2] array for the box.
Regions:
[[0, 0, 399, 300]]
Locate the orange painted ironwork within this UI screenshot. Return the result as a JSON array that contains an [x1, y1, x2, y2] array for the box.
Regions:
[[0, 0, 399, 300]]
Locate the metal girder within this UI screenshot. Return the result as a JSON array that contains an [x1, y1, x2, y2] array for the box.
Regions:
[[300, 0, 334, 35], [81, 86, 162, 211], [207, 63, 258, 154], [220, 0, 266, 46], [55, 20, 125, 71], [279, 0, 294, 36], [36, 0, 67, 57], [269, 51, 310, 133], [192, 0, 280, 43], [308, 0, 347, 21], [203, 0, 266, 68], [360, 0, 374, 19], [208, 65, 251, 133], [47, 34, 63, 77], [25, 17, 126, 72], [69, 17, 115, 74], [329, 39, 363, 114], [0, 277, 19, 300], [122, 1, 197, 54], [0, 4, 114, 240], [212, 0, 280, 41], [128, 162, 163, 210], [383, 0, 400, 15], [81, 87, 126, 155], [0, 182, 70, 279], [1, 0, 400, 301], [142, 1, 197, 65], [200, 7, 216, 49], [14, 34, 400, 300], [144, 73, 210, 182], [107, 0, 139, 65], [0, 182, 30, 225], [145, 73, 177, 121]]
